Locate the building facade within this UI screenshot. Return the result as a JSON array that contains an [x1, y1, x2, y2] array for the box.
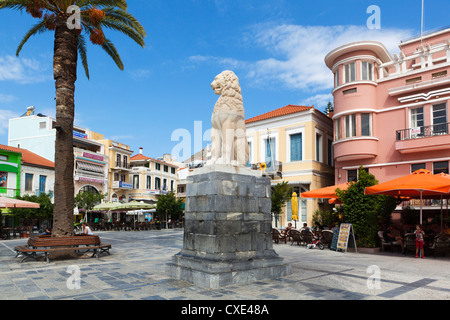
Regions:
[[0, 146, 21, 198], [97, 139, 134, 203], [325, 28, 450, 186], [245, 105, 334, 228], [8, 112, 109, 197], [129, 149, 178, 204]]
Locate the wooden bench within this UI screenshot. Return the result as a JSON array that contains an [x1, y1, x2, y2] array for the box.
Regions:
[[14, 235, 111, 263]]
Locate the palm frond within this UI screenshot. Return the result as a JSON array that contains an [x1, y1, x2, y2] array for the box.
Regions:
[[16, 20, 49, 56], [100, 37, 123, 70], [101, 18, 145, 47], [76, 0, 127, 11], [102, 7, 146, 39], [77, 34, 90, 79], [0, 0, 27, 11]]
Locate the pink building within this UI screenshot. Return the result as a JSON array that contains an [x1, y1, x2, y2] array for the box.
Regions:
[[325, 28, 450, 184]]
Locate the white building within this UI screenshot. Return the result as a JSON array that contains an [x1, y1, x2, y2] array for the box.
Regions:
[[8, 109, 109, 196]]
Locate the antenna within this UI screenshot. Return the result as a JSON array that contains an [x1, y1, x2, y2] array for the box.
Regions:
[[421, 0, 424, 45]]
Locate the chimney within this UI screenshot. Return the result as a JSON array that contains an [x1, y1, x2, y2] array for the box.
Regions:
[[139, 147, 143, 155]]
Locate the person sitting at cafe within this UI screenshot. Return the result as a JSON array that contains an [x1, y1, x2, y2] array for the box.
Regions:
[[282, 223, 293, 235], [383, 225, 404, 252]]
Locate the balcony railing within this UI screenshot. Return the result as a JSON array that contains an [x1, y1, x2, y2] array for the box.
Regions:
[[396, 122, 449, 141], [0, 188, 20, 198], [115, 161, 130, 169]]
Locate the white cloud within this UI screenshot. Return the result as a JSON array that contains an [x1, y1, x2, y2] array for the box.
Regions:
[[301, 93, 333, 110], [245, 24, 414, 92], [0, 94, 16, 104], [0, 109, 19, 135], [189, 24, 413, 94], [0, 55, 50, 84]]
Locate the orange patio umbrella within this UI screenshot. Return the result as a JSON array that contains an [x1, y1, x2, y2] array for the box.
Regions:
[[300, 182, 353, 199], [0, 196, 40, 208], [365, 169, 450, 224]]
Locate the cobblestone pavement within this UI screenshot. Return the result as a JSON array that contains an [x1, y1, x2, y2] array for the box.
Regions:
[[0, 229, 449, 300]]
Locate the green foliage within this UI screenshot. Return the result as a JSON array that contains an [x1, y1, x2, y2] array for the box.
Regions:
[[312, 209, 341, 227], [156, 192, 184, 220], [271, 181, 293, 227], [325, 101, 334, 115], [10, 193, 54, 220], [336, 167, 397, 248], [74, 191, 106, 212]]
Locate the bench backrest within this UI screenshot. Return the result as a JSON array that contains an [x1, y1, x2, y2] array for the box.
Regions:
[[28, 235, 101, 247]]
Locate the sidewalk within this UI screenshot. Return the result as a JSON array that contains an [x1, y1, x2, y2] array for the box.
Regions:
[[0, 229, 449, 300]]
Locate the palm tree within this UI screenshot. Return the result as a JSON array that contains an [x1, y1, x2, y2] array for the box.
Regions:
[[0, 0, 146, 237]]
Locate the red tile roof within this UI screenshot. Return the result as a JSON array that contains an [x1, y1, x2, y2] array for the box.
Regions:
[[130, 154, 151, 161], [245, 105, 314, 124], [130, 153, 178, 168], [0, 144, 55, 169]]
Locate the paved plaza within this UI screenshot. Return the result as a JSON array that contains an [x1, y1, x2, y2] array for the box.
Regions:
[[0, 229, 449, 300]]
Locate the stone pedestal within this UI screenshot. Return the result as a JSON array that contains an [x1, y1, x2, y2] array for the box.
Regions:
[[165, 165, 291, 289]]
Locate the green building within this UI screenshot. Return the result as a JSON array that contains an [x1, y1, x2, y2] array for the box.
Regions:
[[0, 147, 21, 198]]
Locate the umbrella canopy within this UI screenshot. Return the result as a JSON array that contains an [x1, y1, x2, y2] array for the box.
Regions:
[[300, 182, 353, 199], [365, 169, 450, 224], [365, 169, 450, 197], [122, 201, 155, 210], [92, 202, 124, 211], [0, 196, 40, 208], [291, 192, 298, 221]]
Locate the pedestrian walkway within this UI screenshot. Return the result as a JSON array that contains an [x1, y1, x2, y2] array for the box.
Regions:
[[0, 230, 449, 300]]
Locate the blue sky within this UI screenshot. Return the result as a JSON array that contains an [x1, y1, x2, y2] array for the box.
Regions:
[[1, 0, 450, 161]]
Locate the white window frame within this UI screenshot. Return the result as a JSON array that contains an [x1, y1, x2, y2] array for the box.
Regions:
[[285, 126, 305, 163], [361, 61, 374, 81], [315, 128, 323, 163], [246, 136, 255, 165], [334, 68, 340, 87], [344, 62, 356, 83], [259, 131, 278, 164], [410, 106, 424, 128], [345, 114, 356, 138], [335, 117, 341, 141], [360, 113, 372, 136]]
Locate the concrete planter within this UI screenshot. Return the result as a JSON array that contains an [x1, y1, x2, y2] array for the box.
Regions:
[[358, 247, 380, 254]]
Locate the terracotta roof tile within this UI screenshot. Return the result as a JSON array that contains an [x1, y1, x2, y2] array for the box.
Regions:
[[0, 144, 55, 169], [245, 105, 314, 124], [130, 154, 151, 161]]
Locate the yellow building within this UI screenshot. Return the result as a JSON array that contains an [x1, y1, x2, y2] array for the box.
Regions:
[[245, 105, 334, 228], [96, 139, 134, 203], [128, 149, 178, 204]]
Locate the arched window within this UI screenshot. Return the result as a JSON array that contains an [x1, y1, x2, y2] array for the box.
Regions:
[[78, 185, 99, 195]]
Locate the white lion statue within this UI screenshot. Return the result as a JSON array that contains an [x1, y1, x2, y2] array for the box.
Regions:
[[207, 70, 249, 166]]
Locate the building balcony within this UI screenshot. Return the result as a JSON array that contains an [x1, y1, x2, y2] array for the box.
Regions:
[[0, 188, 20, 198], [395, 122, 449, 154], [114, 161, 130, 170], [334, 137, 378, 162], [249, 161, 283, 178]]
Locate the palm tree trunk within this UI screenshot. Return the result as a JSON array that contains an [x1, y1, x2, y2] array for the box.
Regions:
[[52, 16, 78, 238]]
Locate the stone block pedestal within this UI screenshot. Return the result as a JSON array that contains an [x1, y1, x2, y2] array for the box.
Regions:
[[165, 165, 291, 289]]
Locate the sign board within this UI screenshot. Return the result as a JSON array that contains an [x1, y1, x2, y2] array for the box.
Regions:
[[336, 223, 357, 253], [410, 127, 421, 135]]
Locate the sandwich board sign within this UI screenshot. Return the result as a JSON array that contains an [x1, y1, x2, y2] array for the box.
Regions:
[[336, 223, 357, 253]]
